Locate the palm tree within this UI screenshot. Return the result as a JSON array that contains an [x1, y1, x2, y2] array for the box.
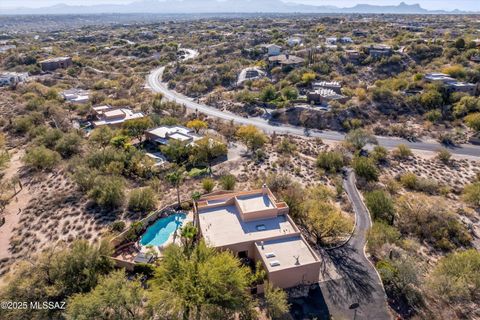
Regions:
[[166, 166, 185, 208], [180, 222, 197, 255]]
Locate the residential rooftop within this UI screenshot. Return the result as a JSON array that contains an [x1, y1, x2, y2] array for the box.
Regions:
[[255, 236, 320, 272]]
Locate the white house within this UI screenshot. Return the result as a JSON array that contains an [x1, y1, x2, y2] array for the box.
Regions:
[[0, 72, 28, 87], [92, 105, 145, 127], [287, 37, 302, 47], [145, 126, 201, 146], [265, 44, 282, 57], [62, 88, 90, 104]]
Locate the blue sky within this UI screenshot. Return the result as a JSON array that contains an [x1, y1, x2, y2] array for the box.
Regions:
[[2, 0, 480, 11]]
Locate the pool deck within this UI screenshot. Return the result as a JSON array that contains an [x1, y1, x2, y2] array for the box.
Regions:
[[139, 211, 194, 257]]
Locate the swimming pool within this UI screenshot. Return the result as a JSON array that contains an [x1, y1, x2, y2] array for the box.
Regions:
[[140, 213, 186, 247]]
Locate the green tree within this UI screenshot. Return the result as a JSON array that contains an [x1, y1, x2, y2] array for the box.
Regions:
[[427, 249, 480, 303], [0, 240, 113, 320], [264, 282, 290, 320], [123, 117, 154, 142], [316, 151, 344, 173], [160, 140, 190, 164], [128, 187, 157, 213], [55, 131, 82, 158], [67, 270, 146, 320], [419, 90, 443, 110], [462, 182, 480, 208], [166, 166, 186, 207], [236, 125, 268, 153], [148, 241, 254, 320], [186, 119, 208, 134], [302, 186, 352, 245], [189, 137, 227, 174], [220, 174, 236, 191], [179, 222, 198, 255], [365, 190, 395, 224], [352, 156, 379, 182], [345, 129, 377, 150], [453, 96, 480, 118], [23, 146, 61, 171], [88, 175, 125, 209], [465, 112, 480, 131], [90, 126, 114, 149], [260, 85, 277, 102]]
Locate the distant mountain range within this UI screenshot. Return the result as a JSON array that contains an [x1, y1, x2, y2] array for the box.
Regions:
[[1, 0, 475, 15]]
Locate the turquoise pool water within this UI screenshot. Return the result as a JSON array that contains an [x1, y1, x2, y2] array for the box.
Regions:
[[140, 213, 186, 247]]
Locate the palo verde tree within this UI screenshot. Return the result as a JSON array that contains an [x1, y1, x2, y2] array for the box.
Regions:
[[166, 166, 186, 208], [148, 241, 255, 320]]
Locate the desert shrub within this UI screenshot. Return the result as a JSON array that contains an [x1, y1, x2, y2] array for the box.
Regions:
[[427, 249, 480, 303], [399, 173, 439, 195], [396, 194, 471, 250], [352, 156, 379, 182], [88, 175, 125, 209], [202, 178, 215, 193], [377, 256, 424, 311], [392, 144, 413, 159], [365, 190, 395, 224], [55, 132, 83, 158], [370, 145, 388, 163], [128, 187, 156, 213], [462, 182, 480, 208], [316, 151, 344, 173], [110, 221, 126, 233], [367, 222, 401, 256], [23, 146, 61, 171], [436, 148, 452, 164], [220, 174, 236, 191]]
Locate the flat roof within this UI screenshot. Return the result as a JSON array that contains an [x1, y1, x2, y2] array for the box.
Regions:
[[198, 204, 297, 248], [255, 236, 319, 272], [147, 126, 193, 138], [236, 194, 274, 213]]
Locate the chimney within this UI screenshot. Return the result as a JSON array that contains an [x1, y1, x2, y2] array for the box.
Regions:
[[285, 53, 289, 60], [261, 241, 264, 250], [262, 183, 268, 194]]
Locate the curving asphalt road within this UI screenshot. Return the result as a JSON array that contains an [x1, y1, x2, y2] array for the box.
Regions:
[[316, 169, 391, 319], [147, 61, 480, 158]]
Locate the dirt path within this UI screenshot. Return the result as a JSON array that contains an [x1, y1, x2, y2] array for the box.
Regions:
[[0, 149, 30, 277]]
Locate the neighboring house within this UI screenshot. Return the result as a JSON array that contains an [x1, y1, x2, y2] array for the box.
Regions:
[[92, 105, 145, 127], [307, 88, 348, 105], [353, 30, 368, 37], [287, 37, 302, 47], [0, 72, 28, 87], [364, 44, 392, 58], [39, 56, 72, 71], [339, 37, 353, 44], [325, 37, 337, 45], [265, 44, 282, 57], [313, 81, 342, 94], [0, 44, 16, 53], [195, 186, 322, 290], [425, 73, 478, 95], [471, 55, 480, 63], [145, 125, 201, 146], [237, 67, 266, 86], [268, 54, 305, 68], [62, 88, 90, 104], [345, 49, 361, 61]]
